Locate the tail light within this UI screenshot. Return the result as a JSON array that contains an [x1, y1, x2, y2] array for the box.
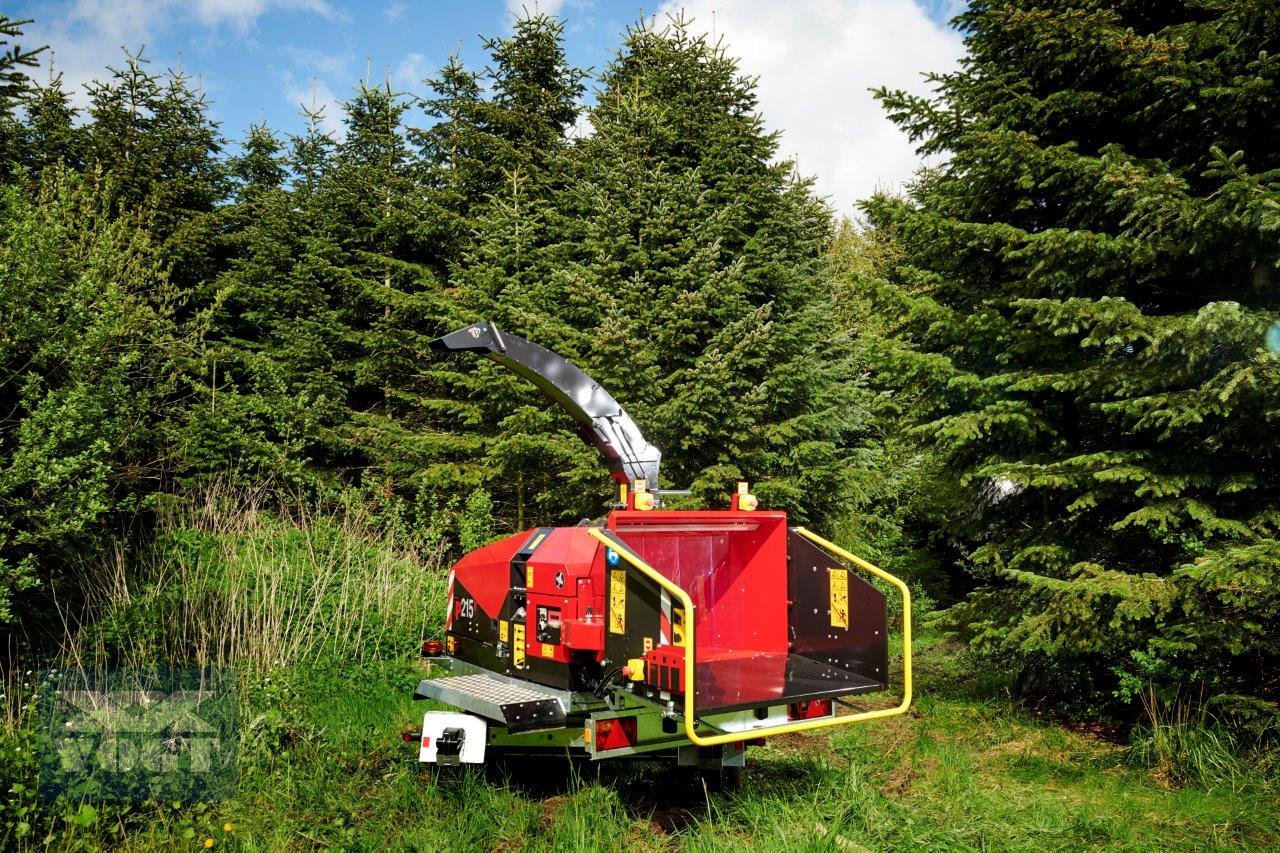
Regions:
[[422, 639, 444, 656], [787, 699, 833, 721], [593, 716, 638, 751]]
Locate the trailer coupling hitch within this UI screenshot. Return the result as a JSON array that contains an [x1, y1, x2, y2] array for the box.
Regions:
[[435, 727, 467, 765]]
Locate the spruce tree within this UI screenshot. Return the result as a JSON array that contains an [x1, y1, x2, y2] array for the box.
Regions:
[[412, 14, 593, 534], [179, 121, 347, 488], [23, 73, 84, 173], [448, 16, 870, 531], [77, 50, 226, 304], [320, 80, 458, 511], [574, 17, 865, 528], [865, 1, 1280, 711], [414, 15, 586, 213], [0, 14, 44, 179]]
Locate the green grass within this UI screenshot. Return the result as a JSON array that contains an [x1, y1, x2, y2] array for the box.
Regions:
[[22, 641, 1268, 852], [6, 503, 1277, 851]]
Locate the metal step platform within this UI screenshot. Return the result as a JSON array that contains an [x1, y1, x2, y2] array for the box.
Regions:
[[414, 674, 567, 733]]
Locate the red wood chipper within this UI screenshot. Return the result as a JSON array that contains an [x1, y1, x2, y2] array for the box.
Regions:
[[411, 322, 912, 786]]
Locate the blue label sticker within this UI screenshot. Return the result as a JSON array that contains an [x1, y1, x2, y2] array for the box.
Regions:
[[606, 548, 620, 566]]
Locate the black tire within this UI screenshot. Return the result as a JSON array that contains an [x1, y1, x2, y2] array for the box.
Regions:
[[699, 764, 743, 793]]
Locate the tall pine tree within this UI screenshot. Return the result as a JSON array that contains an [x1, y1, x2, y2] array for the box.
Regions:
[[0, 14, 43, 180], [865, 1, 1280, 711], [23, 73, 84, 173], [415, 14, 592, 534], [180, 120, 348, 488], [448, 15, 871, 531]]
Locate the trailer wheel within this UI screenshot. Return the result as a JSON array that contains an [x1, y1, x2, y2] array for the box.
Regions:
[[699, 764, 742, 793]]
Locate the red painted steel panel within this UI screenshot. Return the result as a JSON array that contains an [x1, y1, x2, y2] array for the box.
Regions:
[[451, 530, 528, 619], [524, 527, 599, 592], [606, 510, 790, 656], [561, 618, 604, 651]]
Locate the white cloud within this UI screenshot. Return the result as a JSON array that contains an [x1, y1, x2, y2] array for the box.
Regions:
[[279, 45, 354, 78], [27, 0, 343, 112], [35, 1, 164, 106], [282, 69, 345, 138], [384, 2, 407, 23], [394, 52, 432, 94], [274, 46, 355, 133], [506, 0, 568, 20], [191, 0, 346, 29], [656, 0, 964, 215]]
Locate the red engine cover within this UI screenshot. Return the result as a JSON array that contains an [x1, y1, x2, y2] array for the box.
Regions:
[[450, 531, 527, 620]]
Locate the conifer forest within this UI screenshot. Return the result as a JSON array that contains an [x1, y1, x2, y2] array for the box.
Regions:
[[1, 4, 1278, 849]]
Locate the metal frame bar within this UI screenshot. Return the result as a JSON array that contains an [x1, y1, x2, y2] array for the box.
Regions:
[[587, 525, 912, 747]]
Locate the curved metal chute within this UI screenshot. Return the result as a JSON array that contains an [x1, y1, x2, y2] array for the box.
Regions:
[[431, 321, 662, 488]]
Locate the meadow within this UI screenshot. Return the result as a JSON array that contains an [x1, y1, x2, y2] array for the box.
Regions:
[[5, 498, 1275, 851]]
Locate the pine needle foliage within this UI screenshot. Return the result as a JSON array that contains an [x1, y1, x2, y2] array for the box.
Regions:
[[864, 0, 1280, 712], [440, 15, 874, 530]]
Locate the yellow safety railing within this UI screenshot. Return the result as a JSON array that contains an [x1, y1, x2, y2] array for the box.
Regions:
[[586, 526, 912, 747]]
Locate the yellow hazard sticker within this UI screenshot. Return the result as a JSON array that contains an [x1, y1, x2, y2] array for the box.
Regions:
[[829, 568, 849, 629], [513, 624, 526, 667], [672, 608, 686, 646], [526, 565, 535, 588], [609, 569, 627, 634], [541, 643, 555, 658], [643, 636, 653, 653], [499, 620, 509, 643]]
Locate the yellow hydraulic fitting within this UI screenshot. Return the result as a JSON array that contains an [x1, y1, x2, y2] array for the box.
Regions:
[[633, 479, 655, 511]]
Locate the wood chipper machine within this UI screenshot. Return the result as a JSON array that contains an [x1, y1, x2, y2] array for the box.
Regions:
[[410, 322, 912, 785]]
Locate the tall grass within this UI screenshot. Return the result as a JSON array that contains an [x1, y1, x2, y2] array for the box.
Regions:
[[58, 485, 449, 673], [1128, 685, 1271, 792]]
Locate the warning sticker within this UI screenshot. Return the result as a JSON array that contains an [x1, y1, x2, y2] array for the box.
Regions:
[[513, 624, 526, 667], [609, 569, 627, 634], [526, 565, 535, 589], [829, 568, 849, 629], [499, 619, 509, 643], [672, 608, 686, 646], [541, 643, 555, 659]]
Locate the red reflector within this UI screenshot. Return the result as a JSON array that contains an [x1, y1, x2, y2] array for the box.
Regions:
[[594, 716, 638, 751], [421, 735, 431, 748], [422, 639, 444, 656], [787, 699, 833, 721]]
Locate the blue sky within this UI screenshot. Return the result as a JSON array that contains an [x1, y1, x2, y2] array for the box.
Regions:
[[11, 1, 966, 213]]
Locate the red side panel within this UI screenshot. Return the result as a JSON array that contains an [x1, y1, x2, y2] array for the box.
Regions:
[[561, 618, 604, 651], [524, 527, 599, 592], [451, 530, 528, 620], [523, 527, 602, 663], [606, 510, 790, 656]]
